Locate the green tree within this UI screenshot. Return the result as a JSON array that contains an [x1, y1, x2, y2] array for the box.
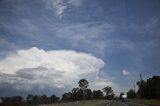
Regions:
[[40, 95, 48, 104], [93, 90, 104, 99], [103, 86, 114, 100], [137, 80, 147, 98], [146, 76, 160, 98], [51, 94, 60, 103], [26, 94, 34, 104], [12, 96, 23, 106], [108, 93, 115, 99], [85, 89, 93, 100], [61, 92, 73, 102], [33, 95, 41, 105], [127, 89, 136, 98], [136, 75, 160, 98], [1, 96, 23, 106], [78, 79, 89, 100], [72, 87, 81, 100]]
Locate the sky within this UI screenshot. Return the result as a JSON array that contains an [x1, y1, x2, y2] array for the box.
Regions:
[[0, 0, 160, 97]]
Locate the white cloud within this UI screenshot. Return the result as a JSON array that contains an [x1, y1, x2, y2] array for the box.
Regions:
[[52, 22, 116, 55], [129, 17, 160, 36], [45, 0, 82, 18], [0, 47, 115, 93], [51, 22, 135, 56], [122, 69, 130, 76]]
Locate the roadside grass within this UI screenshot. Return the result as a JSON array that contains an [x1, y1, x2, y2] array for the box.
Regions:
[[76, 100, 110, 106], [128, 98, 160, 106], [38, 100, 110, 106]]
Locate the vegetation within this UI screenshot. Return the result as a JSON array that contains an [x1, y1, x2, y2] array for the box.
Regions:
[[0, 79, 114, 106], [76, 100, 110, 106], [92, 90, 104, 99], [125, 75, 160, 106], [61, 79, 114, 101], [136, 75, 160, 98], [0, 94, 60, 106], [78, 79, 89, 100], [1, 75, 159, 106], [127, 89, 136, 98], [103, 86, 114, 100], [128, 99, 160, 106], [126, 75, 160, 99], [38, 100, 110, 106], [0, 96, 23, 106]]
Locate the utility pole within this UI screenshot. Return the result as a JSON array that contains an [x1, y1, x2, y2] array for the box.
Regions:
[[140, 73, 143, 82], [140, 73, 143, 97], [132, 80, 136, 93], [132, 80, 136, 97]]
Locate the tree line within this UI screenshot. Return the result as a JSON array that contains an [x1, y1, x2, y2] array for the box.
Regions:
[[0, 79, 115, 106], [61, 79, 114, 102], [125, 75, 160, 99], [0, 94, 60, 106]]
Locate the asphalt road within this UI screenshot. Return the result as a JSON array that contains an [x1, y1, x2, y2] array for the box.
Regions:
[[106, 101, 149, 106]]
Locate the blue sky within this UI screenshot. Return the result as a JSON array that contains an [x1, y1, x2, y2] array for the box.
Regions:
[[0, 0, 160, 97]]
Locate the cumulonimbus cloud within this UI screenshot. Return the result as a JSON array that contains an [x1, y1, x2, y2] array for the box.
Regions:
[[0, 47, 115, 94]]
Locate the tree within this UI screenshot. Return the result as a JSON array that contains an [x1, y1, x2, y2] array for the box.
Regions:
[[136, 75, 160, 98], [78, 79, 89, 100], [146, 76, 160, 98], [12, 96, 23, 106], [72, 87, 81, 100], [26, 94, 34, 104], [137, 80, 147, 98], [40, 95, 48, 104], [127, 89, 136, 98], [93, 90, 104, 99], [108, 93, 115, 99], [85, 89, 93, 100], [61, 92, 73, 102], [72, 87, 79, 94], [51, 94, 60, 103], [1, 96, 23, 106], [1, 97, 12, 106], [33, 95, 41, 105], [103, 86, 114, 100]]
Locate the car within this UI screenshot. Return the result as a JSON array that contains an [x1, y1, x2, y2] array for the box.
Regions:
[[121, 94, 127, 102]]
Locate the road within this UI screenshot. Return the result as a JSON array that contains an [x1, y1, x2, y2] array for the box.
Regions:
[[106, 101, 149, 106]]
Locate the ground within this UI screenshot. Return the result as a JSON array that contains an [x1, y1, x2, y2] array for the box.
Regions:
[[128, 99, 160, 106], [38, 100, 110, 106], [38, 99, 160, 106]]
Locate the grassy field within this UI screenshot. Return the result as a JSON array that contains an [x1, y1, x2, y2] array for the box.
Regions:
[[38, 100, 110, 106], [128, 99, 160, 106]]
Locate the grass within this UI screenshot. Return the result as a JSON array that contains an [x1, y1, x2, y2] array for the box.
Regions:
[[76, 100, 110, 106], [128, 98, 160, 106], [38, 100, 110, 106]]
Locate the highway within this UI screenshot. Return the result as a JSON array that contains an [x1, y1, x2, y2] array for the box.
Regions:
[[106, 101, 148, 106]]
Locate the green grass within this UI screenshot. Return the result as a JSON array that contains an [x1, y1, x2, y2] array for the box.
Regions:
[[128, 98, 160, 106], [76, 100, 110, 106], [38, 100, 110, 106]]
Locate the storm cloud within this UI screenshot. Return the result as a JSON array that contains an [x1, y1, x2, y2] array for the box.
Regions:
[[0, 47, 115, 96]]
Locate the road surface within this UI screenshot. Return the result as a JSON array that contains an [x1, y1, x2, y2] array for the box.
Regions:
[[106, 101, 149, 106]]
